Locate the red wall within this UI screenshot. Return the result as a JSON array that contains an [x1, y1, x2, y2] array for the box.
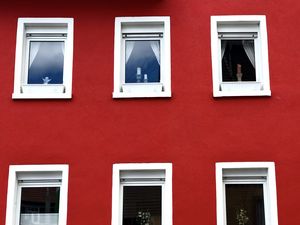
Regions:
[[0, 0, 299, 225]]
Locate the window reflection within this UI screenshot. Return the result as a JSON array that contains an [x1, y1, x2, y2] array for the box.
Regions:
[[20, 187, 60, 225], [28, 41, 65, 84], [123, 186, 161, 225], [225, 184, 265, 225], [125, 40, 160, 83]]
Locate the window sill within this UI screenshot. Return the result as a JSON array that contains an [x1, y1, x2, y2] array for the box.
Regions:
[[113, 83, 171, 98], [214, 89, 271, 97], [21, 84, 65, 94], [220, 82, 262, 92], [12, 85, 71, 99], [213, 82, 271, 97], [12, 84, 71, 99], [12, 93, 72, 99]]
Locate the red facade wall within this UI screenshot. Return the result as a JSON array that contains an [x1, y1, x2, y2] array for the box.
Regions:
[[0, 0, 299, 225]]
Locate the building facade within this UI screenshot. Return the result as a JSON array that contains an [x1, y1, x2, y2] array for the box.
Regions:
[[0, 0, 299, 225]]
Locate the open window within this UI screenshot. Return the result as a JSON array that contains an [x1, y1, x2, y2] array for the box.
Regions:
[[111, 163, 172, 225], [113, 17, 171, 98], [211, 16, 271, 97], [215, 162, 279, 225], [5, 165, 69, 225], [12, 18, 74, 99]]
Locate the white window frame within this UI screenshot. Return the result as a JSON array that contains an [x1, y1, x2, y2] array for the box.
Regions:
[[111, 163, 172, 225], [113, 17, 171, 98], [211, 15, 271, 97], [5, 165, 69, 225], [12, 18, 74, 99], [215, 162, 278, 225]]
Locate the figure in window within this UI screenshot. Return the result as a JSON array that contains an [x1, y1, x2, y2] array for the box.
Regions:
[[221, 40, 256, 82]]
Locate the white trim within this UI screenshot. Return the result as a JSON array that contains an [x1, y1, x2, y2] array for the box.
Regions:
[[5, 165, 69, 225], [215, 162, 278, 225], [113, 17, 171, 98], [12, 18, 74, 99], [111, 163, 172, 225], [211, 15, 271, 97]]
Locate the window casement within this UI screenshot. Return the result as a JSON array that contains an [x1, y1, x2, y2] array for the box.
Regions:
[[5, 165, 69, 225], [216, 162, 279, 225], [113, 17, 171, 98], [211, 16, 271, 97], [12, 18, 74, 99], [111, 163, 172, 225]]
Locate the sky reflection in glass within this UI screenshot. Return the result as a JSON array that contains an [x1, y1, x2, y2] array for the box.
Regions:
[[28, 41, 65, 84], [125, 40, 160, 83]]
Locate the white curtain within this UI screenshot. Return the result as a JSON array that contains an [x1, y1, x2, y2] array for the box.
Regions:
[[125, 41, 135, 63], [29, 42, 65, 68], [61, 42, 65, 55], [221, 40, 226, 59], [20, 213, 58, 225], [242, 40, 255, 68], [150, 41, 160, 65], [29, 42, 41, 67]]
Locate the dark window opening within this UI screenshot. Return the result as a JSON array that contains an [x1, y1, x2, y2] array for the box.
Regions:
[[222, 40, 256, 82], [21, 187, 60, 213], [123, 186, 161, 225], [225, 184, 265, 225], [20, 187, 60, 225]]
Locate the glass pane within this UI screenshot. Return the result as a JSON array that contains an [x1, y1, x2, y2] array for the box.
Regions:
[[221, 40, 256, 82], [20, 187, 60, 225], [123, 186, 161, 225], [225, 184, 265, 225], [28, 41, 65, 84], [125, 40, 160, 83]]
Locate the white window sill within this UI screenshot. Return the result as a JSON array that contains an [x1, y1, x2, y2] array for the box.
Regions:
[[214, 89, 271, 97], [12, 93, 71, 99], [113, 83, 171, 98], [12, 84, 70, 99], [220, 82, 262, 92], [21, 84, 65, 94], [123, 83, 163, 93], [212, 82, 271, 97]]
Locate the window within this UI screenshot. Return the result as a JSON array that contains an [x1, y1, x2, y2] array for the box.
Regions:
[[211, 16, 271, 97], [215, 162, 279, 225], [111, 163, 172, 225], [5, 165, 69, 225], [12, 18, 74, 99], [113, 17, 171, 98]]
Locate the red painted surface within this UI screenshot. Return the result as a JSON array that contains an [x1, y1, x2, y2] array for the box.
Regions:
[[0, 0, 299, 225]]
